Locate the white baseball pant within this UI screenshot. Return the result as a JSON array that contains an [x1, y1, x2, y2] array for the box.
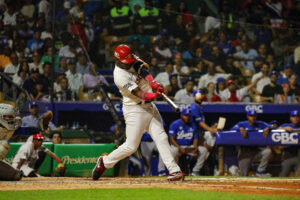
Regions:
[[103, 103, 180, 173]]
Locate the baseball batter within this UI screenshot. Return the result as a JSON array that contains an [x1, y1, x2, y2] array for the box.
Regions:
[[93, 44, 184, 181], [0, 103, 23, 181]]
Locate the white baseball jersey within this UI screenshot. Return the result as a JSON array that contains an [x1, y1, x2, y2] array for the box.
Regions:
[[113, 65, 152, 105], [12, 141, 49, 168]]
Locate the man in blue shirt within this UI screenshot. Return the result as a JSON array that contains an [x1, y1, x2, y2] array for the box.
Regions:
[[191, 90, 218, 134], [169, 108, 209, 176], [231, 110, 273, 177], [278, 110, 300, 177]]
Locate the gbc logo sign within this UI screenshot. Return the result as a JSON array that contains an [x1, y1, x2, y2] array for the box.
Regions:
[[271, 132, 299, 144], [245, 105, 263, 113]]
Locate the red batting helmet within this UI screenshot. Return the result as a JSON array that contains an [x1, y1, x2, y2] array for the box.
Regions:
[[114, 44, 136, 64], [33, 133, 44, 140]]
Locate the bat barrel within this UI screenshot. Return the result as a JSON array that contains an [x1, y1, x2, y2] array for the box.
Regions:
[[162, 93, 180, 113]]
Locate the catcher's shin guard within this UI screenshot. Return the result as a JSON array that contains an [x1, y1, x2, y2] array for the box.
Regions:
[[0, 160, 23, 181]]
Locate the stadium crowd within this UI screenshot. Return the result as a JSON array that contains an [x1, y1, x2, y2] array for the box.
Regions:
[[0, 0, 300, 104]]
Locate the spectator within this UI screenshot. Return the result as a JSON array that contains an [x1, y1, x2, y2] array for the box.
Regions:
[[208, 45, 226, 73], [275, 83, 295, 104], [216, 31, 233, 56], [234, 41, 258, 71], [12, 61, 29, 87], [135, 0, 161, 35], [257, 44, 268, 62], [169, 14, 186, 41], [289, 74, 300, 103], [29, 51, 43, 74], [261, 71, 283, 103], [278, 110, 300, 177], [65, 59, 83, 97], [223, 56, 244, 85], [277, 64, 292, 85], [230, 110, 273, 177], [165, 73, 180, 100], [215, 77, 226, 96], [55, 77, 73, 101], [40, 47, 60, 68], [20, 0, 35, 27], [18, 21, 34, 40], [4, 52, 20, 76], [203, 82, 221, 102], [251, 63, 271, 94], [173, 53, 189, 76], [197, 64, 231, 89], [161, 2, 175, 33], [26, 30, 44, 53], [76, 53, 91, 74], [153, 39, 172, 61], [110, 0, 132, 36], [39, 62, 52, 94], [189, 60, 206, 83], [2, 4, 17, 26], [38, 0, 51, 22], [59, 39, 81, 58], [174, 77, 194, 104], [23, 68, 40, 95], [41, 23, 52, 40], [0, 46, 12, 70], [220, 78, 261, 102], [29, 79, 44, 101], [51, 132, 62, 144], [55, 57, 68, 74], [149, 57, 160, 78], [169, 108, 208, 176], [127, 24, 151, 50], [22, 102, 56, 131], [154, 62, 173, 88]]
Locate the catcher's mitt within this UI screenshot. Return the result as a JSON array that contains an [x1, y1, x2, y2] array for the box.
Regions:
[[52, 163, 66, 177]]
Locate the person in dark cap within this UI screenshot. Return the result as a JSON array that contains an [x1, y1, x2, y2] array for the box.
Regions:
[[231, 110, 273, 177], [278, 110, 300, 177], [22, 68, 40, 95], [261, 71, 283, 103]]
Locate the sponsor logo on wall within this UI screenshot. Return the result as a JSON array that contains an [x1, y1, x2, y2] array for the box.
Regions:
[[61, 156, 98, 165], [271, 132, 299, 144]]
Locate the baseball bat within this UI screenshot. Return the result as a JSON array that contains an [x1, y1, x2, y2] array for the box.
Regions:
[[162, 93, 180, 113]]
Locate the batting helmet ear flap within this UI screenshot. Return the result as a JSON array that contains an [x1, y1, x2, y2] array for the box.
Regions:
[[114, 44, 136, 64]]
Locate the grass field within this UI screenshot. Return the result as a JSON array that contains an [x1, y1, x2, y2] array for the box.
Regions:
[[1, 188, 300, 200]]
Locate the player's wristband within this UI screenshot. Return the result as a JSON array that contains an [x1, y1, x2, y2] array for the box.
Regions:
[[145, 74, 154, 83], [54, 157, 62, 163], [141, 92, 157, 101]]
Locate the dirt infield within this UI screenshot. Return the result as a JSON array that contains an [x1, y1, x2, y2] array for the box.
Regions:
[[1, 177, 300, 197]]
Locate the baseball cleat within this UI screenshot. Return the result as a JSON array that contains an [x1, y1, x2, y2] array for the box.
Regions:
[[92, 153, 107, 180], [167, 171, 185, 181]]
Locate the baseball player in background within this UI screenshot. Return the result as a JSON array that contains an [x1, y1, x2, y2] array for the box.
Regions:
[[92, 44, 184, 181], [12, 133, 64, 177], [169, 108, 209, 176], [0, 103, 23, 181], [278, 110, 300, 177], [231, 110, 273, 177]]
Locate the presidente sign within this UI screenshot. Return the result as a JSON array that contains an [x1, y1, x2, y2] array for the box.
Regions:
[[53, 144, 116, 177]]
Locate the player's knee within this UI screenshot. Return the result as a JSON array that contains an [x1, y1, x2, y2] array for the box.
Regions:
[[263, 148, 272, 157], [123, 144, 138, 154]]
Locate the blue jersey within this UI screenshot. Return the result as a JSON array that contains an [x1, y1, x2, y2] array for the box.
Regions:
[[279, 123, 300, 129], [169, 119, 198, 146], [190, 103, 205, 129], [231, 120, 272, 131]]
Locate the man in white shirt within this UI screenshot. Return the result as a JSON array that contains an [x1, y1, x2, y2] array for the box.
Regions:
[[4, 52, 20, 76], [2, 4, 17, 26], [65, 59, 83, 96], [251, 63, 270, 94], [92, 44, 184, 181], [76, 53, 91, 74], [174, 77, 194, 104], [154, 62, 173, 87], [198, 64, 231, 89], [234, 41, 258, 71]]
